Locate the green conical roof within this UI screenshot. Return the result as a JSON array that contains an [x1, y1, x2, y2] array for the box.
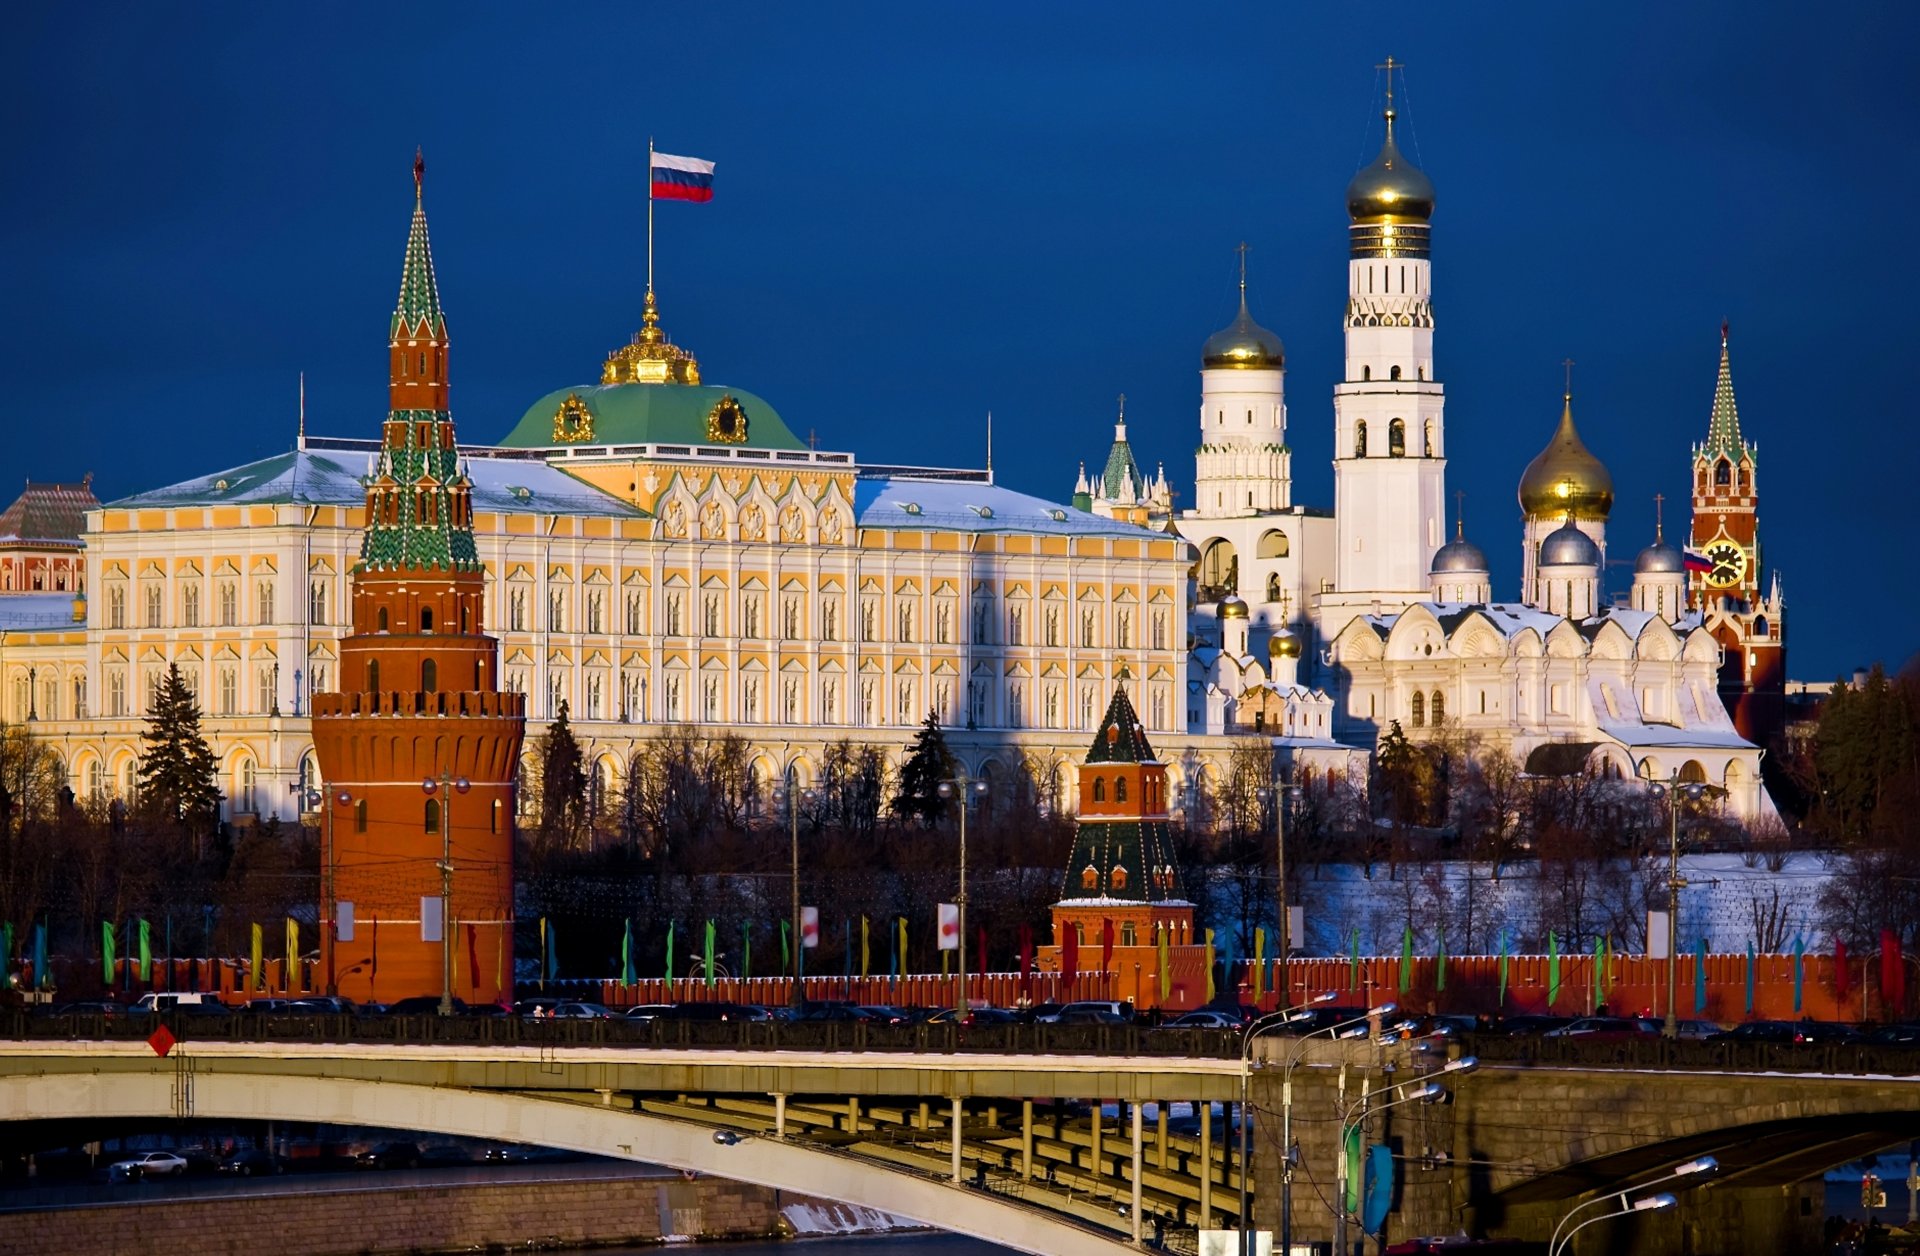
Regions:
[[392, 153, 444, 339], [1086, 682, 1156, 764], [1703, 324, 1749, 463]]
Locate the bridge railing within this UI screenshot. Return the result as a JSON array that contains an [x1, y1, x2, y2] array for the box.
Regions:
[[1459, 1031, 1920, 1077], [0, 1010, 1246, 1059]]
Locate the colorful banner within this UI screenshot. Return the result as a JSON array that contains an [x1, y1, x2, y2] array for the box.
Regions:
[[1204, 928, 1216, 1002], [1497, 928, 1509, 1007], [285, 918, 298, 992], [703, 919, 716, 988], [1792, 935, 1804, 1014], [1252, 927, 1266, 1003], [620, 919, 634, 987], [665, 921, 676, 983], [1548, 931, 1561, 1007], [1696, 934, 1709, 1014], [138, 918, 152, 983], [1745, 940, 1757, 1015], [1156, 921, 1170, 1002], [1398, 924, 1413, 993], [1435, 931, 1448, 992], [249, 922, 263, 992], [1349, 926, 1361, 992], [741, 921, 751, 981], [102, 920, 116, 986]]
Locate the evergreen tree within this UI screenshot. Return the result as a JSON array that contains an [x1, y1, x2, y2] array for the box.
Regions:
[[137, 664, 221, 836], [537, 700, 588, 851], [893, 713, 956, 828]]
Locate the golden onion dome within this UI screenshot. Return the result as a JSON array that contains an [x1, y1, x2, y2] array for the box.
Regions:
[[1219, 595, 1249, 620], [1202, 293, 1285, 370], [1268, 627, 1301, 659], [1519, 394, 1614, 521], [1346, 108, 1435, 224]]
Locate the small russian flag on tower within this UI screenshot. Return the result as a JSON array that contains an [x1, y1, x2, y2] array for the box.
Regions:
[[650, 151, 715, 202], [1682, 550, 1715, 573]]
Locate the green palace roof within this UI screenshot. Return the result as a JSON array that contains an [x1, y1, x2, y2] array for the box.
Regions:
[[499, 383, 805, 452]]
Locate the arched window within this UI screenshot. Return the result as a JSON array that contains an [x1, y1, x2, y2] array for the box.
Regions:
[[1109, 865, 1128, 891], [420, 606, 433, 632], [1424, 418, 1435, 457], [1082, 865, 1099, 890], [1361, 365, 1371, 381], [1256, 529, 1291, 559], [1092, 776, 1106, 803], [1714, 459, 1731, 488], [424, 798, 440, 833], [1115, 777, 1128, 803], [1354, 420, 1368, 457], [1390, 365, 1402, 380], [1388, 418, 1406, 457], [1410, 690, 1425, 727], [377, 607, 389, 631], [1266, 573, 1282, 602], [367, 659, 380, 694], [421, 658, 437, 692], [1431, 690, 1444, 723], [235, 759, 256, 814]]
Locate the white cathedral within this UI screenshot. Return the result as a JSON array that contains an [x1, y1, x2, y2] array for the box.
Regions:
[[1074, 81, 1774, 820]]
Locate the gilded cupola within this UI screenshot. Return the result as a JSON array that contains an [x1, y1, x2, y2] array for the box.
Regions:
[[1202, 292, 1286, 371], [602, 290, 701, 386], [1346, 60, 1434, 260], [1519, 393, 1614, 522]]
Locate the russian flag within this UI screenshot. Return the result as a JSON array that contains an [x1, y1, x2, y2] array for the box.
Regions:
[[651, 151, 715, 203], [1682, 550, 1715, 573]]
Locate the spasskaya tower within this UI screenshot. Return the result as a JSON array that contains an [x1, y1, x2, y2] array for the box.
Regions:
[[313, 154, 527, 1005]]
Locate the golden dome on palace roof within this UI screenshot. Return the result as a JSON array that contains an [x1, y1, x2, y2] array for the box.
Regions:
[[1519, 394, 1614, 521], [601, 290, 701, 386]]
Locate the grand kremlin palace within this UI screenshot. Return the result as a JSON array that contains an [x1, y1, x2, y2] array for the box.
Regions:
[[0, 181, 1195, 825], [0, 89, 1778, 828]]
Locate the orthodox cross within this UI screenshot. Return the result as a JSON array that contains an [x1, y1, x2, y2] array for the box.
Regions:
[[1235, 241, 1250, 295], [1454, 489, 1466, 539], [1562, 357, 1576, 397], [1378, 56, 1400, 108], [1654, 492, 1665, 542]]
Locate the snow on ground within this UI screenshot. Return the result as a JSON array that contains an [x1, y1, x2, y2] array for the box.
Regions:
[[783, 1201, 925, 1235]]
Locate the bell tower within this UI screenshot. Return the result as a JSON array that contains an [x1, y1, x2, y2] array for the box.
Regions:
[[312, 154, 527, 1006], [1688, 323, 1784, 742]]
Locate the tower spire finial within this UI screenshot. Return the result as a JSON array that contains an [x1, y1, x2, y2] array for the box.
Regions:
[[298, 371, 306, 449], [1235, 240, 1249, 299], [1377, 55, 1400, 120], [1562, 356, 1575, 400], [1721, 318, 1729, 346], [1654, 492, 1665, 543], [413, 147, 424, 204], [1454, 489, 1465, 541], [1116, 392, 1126, 437]]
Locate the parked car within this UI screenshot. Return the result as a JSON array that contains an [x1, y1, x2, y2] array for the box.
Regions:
[[287, 996, 358, 1015], [54, 1000, 146, 1020], [134, 992, 213, 1013], [1489, 1014, 1573, 1037], [1026, 1002, 1066, 1024], [1788, 1020, 1859, 1044], [547, 1001, 615, 1019], [796, 1002, 880, 1023], [386, 995, 467, 1016], [659, 1001, 769, 1022], [216, 1148, 284, 1177], [354, 1141, 421, 1170], [1055, 1000, 1135, 1024], [512, 997, 561, 1018], [924, 1007, 1021, 1025], [1541, 1016, 1660, 1041], [1675, 1019, 1724, 1041], [111, 1151, 189, 1179], [624, 1004, 676, 1022], [418, 1143, 474, 1166], [1709, 1020, 1795, 1043], [1160, 1010, 1244, 1030], [1863, 1023, 1920, 1045], [856, 1005, 916, 1025]]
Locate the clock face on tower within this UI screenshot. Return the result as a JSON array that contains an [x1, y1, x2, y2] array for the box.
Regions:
[[1703, 539, 1749, 589]]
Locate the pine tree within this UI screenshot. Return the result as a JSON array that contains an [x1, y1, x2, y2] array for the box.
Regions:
[[893, 712, 956, 829], [538, 700, 588, 851], [137, 664, 221, 835]]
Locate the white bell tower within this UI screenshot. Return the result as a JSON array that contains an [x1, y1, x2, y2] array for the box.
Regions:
[[1321, 61, 1447, 637]]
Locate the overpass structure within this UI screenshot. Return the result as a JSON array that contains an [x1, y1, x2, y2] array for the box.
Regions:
[[5, 1029, 1920, 1254]]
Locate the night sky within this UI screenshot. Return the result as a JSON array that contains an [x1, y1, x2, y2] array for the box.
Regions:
[[5, 6, 1915, 679]]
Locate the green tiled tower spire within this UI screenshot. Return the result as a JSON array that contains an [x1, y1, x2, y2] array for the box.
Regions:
[[1060, 681, 1185, 904], [1702, 320, 1748, 463], [360, 152, 478, 574]]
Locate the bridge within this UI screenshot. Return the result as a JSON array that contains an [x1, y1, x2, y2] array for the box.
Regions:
[[6, 1022, 1920, 1254]]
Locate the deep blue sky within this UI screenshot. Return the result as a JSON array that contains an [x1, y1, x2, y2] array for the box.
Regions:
[[5, 6, 1915, 679]]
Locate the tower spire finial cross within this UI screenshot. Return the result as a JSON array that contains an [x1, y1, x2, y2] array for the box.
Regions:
[[1378, 56, 1400, 112], [1654, 492, 1665, 542], [1235, 241, 1249, 296], [1562, 357, 1575, 399], [1455, 489, 1466, 540]]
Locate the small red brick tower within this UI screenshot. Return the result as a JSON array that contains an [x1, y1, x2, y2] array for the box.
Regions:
[[1044, 678, 1208, 1011], [312, 153, 527, 1006], [1688, 323, 1785, 743]]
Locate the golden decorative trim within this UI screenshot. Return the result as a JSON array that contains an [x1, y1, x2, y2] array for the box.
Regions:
[[706, 395, 749, 445], [552, 393, 595, 443]]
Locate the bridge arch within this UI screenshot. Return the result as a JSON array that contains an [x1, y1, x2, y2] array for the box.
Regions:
[[1, 1068, 1134, 1256]]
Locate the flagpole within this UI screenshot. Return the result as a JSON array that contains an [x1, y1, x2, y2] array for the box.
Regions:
[[647, 137, 655, 297]]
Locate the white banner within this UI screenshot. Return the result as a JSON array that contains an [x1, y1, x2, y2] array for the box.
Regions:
[[937, 903, 960, 950], [421, 896, 443, 943], [336, 901, 355, 943], [800, 906, 820, 949], [1647, 909, 1672, 960]]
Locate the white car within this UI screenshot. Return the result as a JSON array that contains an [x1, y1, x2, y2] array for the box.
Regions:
[[113, 1151, 188, 1179]]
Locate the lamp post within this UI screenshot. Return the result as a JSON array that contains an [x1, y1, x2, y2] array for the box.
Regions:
[[784, 767, 816, 1009], [1548, 1157, 1715, 1255], [1638, 761, 1709, 1038], [1333, 1058, 1477, 1254], [936, 772, 988, 1020], [1258, 781, 1303, 1006], [26, 666, 36, 722], [1550, 1192, 1677, 1255], [1236, 990, 1339, 1256], [423, 771, 471, 1016]]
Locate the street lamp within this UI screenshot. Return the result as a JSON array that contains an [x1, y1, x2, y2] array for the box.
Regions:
[[1237, 990, 1338, 1256], [936, 772, 988, 1020], [423, 771, 471, 1015], [1548, 1157, 1715, 1254], [1550, 1191, 1677, 1255], [1638, 762, 1710, 1037], [782, 767, 817, 1009], [1333, 1055, 1477, 1253], [26, 666, 36, 722], [1257, 781, 1303, 1005]]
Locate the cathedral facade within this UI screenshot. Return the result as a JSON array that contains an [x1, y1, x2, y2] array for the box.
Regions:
[[1163, 76, 1779, 818]]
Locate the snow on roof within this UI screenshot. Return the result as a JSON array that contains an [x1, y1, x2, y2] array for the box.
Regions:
[[854, 477, 1164, 539], [1597, 722, 1756, 751]]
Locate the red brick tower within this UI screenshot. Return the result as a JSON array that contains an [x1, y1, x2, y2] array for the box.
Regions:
[[312, 153, 526, 1006], [1688, 323, 1785, 743]]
